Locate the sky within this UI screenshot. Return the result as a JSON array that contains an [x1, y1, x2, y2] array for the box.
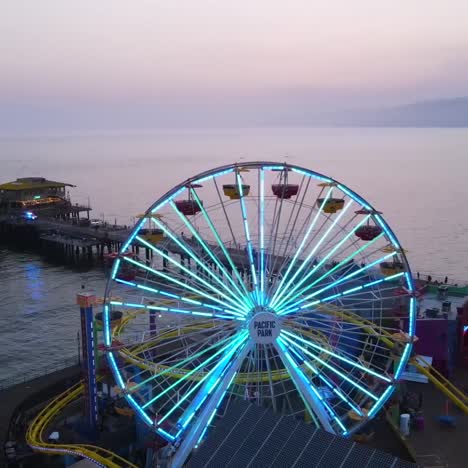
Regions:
[[1, 1, 468, 132]]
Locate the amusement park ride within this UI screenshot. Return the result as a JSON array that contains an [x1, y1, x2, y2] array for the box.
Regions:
[[26, 162, 468, 467]]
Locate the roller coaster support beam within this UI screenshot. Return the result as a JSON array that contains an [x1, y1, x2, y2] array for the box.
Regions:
[[77, 292, 98, 437]]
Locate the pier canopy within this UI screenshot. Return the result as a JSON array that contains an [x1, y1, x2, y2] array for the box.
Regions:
[[0, 177, 77, 212]]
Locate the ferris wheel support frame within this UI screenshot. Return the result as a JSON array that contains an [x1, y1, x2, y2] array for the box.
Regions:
[[103, 161, 417, 462]]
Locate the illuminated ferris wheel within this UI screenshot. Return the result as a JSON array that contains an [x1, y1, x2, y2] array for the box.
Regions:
[[103, 162, 416, 464]]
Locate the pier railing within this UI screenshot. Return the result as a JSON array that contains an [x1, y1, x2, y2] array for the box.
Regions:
[[0, 356, 80, 392]]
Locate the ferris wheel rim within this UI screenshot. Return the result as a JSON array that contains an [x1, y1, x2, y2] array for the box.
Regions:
[[103, 161, 416, 447]]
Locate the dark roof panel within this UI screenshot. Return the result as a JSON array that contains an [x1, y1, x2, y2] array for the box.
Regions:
[[187, 400, 419, 468]]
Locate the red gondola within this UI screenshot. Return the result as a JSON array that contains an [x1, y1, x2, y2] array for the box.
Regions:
[[355, 225, 383, 241], [271, 167, 299, 199], [175, 199, 202, 216], [175, 183, 203, 215], [272, 184, 299, 199]]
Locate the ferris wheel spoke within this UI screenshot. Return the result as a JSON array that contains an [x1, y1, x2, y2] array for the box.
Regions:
[[279, 332, 379, 404], [169, 198, 254, 310], [145, 217, 246, 307], [277, 249, 399, 315], [135, 235, 245, 313], [270, 198, 353, 310], [281, 327, 392, 383], [114, 277, 245, 318], [267, 174, 311, 296], [187, 188, 255, 305], [109, 299, 244, 322], [259, 168, 266, 304], [285, 319, 394, 363], [125, 319, 237, 360], [280, 334, 365, 418], [141, 331, 248, 410], [267, 188, 333, 307], [274, 337, 336, 433], [236, 172, 259, 304], [126, 330, 238, 393], [274, 214, 371, 311], [274, 229, 386, 313], [121, 257, 248, 316], [170, 336, 253, 465], [280, 271, 404, 318]]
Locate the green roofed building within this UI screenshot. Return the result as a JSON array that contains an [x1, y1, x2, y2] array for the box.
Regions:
[[0, 177, 90, 219]]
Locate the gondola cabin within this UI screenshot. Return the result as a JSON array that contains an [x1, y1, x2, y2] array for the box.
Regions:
[[317, 198, 345, 214], [141, 228, 164, 244], [380, 261, 405, 277], [104, 251, 137, 281], [175, 199, 202, 216], [355, 225, 383, 241], [222, 184, 250, 199], [271, 184, 299, 199]]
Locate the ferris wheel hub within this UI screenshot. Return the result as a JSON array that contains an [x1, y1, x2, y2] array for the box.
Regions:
[[248, 311, 281, 344]]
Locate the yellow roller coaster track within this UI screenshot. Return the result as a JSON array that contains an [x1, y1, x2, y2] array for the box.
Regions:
[[113, 315, 333, 384], [26, 380, 138, 468], [315, 304, 468, 414], [111, 304, 468, 412]]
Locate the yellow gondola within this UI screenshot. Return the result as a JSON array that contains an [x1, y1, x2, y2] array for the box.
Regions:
[[222, 183, 251, 199], [142, 228, 164, 244], [380, 261, 405, 277], [317, 198, 345, 214]]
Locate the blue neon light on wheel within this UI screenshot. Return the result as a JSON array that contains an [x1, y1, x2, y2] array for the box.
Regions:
[[103, 162, 416, 454]]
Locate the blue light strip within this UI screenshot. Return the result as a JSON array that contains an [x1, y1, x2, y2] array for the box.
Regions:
[[108, 352, 125, 389], [168, 200, 254, 310], [121, 218, 146, 252], [158, 334, 247, 425], [109, 300, 245, 320], [123, 256, 247, 315], [110, 258, 121, 280], [269, 188, 333, 308], [278, 252, 398, 315], [142, 332, 247, 411], [136, 235, 245, 313], [280, 332, 378, 401], [134, 281, 230, 313], [262, 165, 285, 171], [193, 168, 234, 185], [280, 271, 404, 314], [103, 304, 111, 346], [337, 184, 372, 211], [367, 385, 394, 419], [274, 233, 386, 312], [237, 173, 259, 300], [178, 190, 253, 308], [291, 167, 333, 183], [394, 343, 412, 380], [150, 186, 186, 213], [299, 353, 364, 417], [260, 169, 265, 305], [149, 216, 249, 308], [374, 214, 399, 248], [281, 329, 391, 382], [276, 338, 332, 431], [272, 213, 369, 309], [177, 348, 239, 429]]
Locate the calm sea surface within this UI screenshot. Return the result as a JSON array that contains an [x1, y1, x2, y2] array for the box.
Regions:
[[1, 127, 467, 383]]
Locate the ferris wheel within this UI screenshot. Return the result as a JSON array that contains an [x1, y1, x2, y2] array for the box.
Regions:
[[103, 162, 416, 463]]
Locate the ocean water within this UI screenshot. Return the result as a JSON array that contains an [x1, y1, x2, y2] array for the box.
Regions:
[[1, 127, 467, 383]]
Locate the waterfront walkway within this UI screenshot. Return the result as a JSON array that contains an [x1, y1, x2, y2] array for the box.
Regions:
[[406, 369, 468, 467], [0, 364, 81, 465]]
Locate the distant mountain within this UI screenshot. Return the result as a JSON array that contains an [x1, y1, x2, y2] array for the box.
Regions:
[[337, 96, 468, 127]]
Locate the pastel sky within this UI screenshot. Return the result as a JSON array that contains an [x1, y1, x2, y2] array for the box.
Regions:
[[1, 1, 468, 132]]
